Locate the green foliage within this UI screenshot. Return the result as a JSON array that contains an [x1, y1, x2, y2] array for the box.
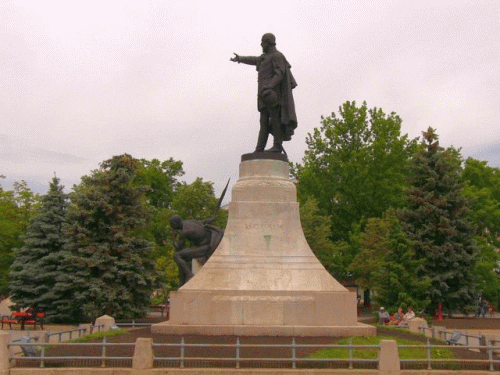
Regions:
[[172, 178, 223, 223], [299, 197, 336, 270], [66, 329, 129, 343], [399, 127, 479, 315], [61, 154, 159, 322], [460, 157, 500, 236], [137, 158, 184, 209], [136, 158, 228, 292], [9, 177, 69, 319], [473, 236, 500, 306], [373, 215, 431, 312], [328, 223, 362, 282], [0, 177, 39, 295], [308, 335, 454, 360], [350, 211, 394, 289], [293, 101, 417, 242]]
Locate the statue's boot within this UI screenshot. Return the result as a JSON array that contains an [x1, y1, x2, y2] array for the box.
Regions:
[[266, 122, 283, 152], [255, 128, 269, 152], [266, 143, 283, 152]]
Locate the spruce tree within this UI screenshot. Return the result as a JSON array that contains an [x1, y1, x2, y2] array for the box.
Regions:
[[61, 154, 158, 322], [399, 127, 478, 315], [9, 177, 68, 318]]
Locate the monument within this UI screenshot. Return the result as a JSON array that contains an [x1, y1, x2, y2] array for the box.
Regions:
[[152, 34, 374, 336], [170, 181, 228, 286], [230, 32, 297, 154]]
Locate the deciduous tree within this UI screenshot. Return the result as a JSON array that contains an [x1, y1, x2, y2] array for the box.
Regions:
[[0, 177, 39, 295], [373, 215, 431, 313], [293, 101, 417, 242]]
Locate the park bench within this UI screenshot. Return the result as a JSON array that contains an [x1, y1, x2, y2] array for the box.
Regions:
[[446, 330, 462, 345], [1, 311, 44, 330]]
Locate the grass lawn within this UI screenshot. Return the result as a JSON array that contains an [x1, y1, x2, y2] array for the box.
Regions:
[[308, 335, 455, 360]]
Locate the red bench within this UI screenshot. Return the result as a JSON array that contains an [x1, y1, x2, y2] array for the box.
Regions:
[[1, 312, 45, 330]]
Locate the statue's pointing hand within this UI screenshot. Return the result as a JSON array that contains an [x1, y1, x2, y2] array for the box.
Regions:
[[230, 53, 240, 63]]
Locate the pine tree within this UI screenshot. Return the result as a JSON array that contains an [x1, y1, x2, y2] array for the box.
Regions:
[[61, 154, 158, 322], [399, 127, 478, 315], [9, 177, 68, 318]]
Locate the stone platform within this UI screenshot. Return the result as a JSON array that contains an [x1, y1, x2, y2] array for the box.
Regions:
[[152, 156, 375, 337]]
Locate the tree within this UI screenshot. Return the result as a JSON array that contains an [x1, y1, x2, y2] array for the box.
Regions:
[[136, 159, 228, 293], [9, 177, 68, 318], [459, 158, 500, 307], [0, 177, 39, 295], [460, 157, 500, 236], [171, 178, 226, 223], [399, 127, 479, 315], [0, 185, 22, 295], [60, 154, 159, 322], [350, 211, 395, 290], [373, 217, 431, 313], [292, 101, 417, 242], [473, 236, 500, 308], [137, 158, 184, 209], [299, 197, 337, 273]]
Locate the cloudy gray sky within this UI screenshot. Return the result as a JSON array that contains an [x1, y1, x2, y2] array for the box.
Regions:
[[1, 0, 499, 197]]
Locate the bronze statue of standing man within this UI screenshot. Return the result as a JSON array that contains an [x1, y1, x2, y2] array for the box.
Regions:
[[231, 33, 297, 153]]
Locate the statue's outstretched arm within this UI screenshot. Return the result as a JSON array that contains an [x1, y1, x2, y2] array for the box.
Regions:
[[230, 53, 258, 66]]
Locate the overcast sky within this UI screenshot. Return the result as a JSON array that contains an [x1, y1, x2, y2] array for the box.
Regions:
[[1, 0, 499, 198]]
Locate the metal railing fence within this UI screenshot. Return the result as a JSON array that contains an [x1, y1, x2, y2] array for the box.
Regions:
[[115, 321, 152, 328], [9, 337, 135, 368], [152, 337, 379, 369], [399, 338, 500, 372], [9, 337, 380, 369], [45, 324, 104, 343], [8, 334, 500, 371], [418, 325, 485, 346]]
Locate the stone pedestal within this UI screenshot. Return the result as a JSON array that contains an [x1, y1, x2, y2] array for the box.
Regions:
[[152, 157, 374, 336]]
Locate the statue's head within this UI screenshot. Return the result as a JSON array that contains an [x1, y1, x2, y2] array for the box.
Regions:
[[261, 33, 276, 52], [170, 215, 183, 230]]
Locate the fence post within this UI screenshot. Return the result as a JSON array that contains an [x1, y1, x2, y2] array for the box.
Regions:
[[487, 339, 494, 372], [291, 337, 296, 369], [235, 337, 240, 369], [180, 337, 185, 369], [480, 335, 487, 354], [0, 331, 11, 374], [379, 340, 400, 374], [101, 336, 106, 368], [426, 338, 432, 370], [348, 337, 353, 369], [132, 338, 153, 370], [40, 341, 45, 368]]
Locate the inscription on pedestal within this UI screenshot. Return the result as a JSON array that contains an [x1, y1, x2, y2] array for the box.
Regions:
[[245, 223, 283, 230], [212, 296, 315, 302]]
